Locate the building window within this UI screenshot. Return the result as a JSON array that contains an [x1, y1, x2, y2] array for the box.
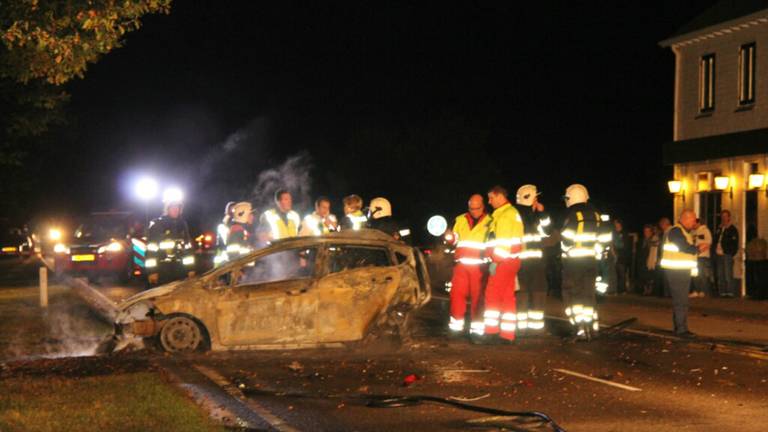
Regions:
[[699, 191, 722, 232], [739, 43, 756, 105], [699, 53, 716, 112]]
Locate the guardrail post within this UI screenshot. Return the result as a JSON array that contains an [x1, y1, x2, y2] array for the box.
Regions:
[[39, 266, 48, 308]]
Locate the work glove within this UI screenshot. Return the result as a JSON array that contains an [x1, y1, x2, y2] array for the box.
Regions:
[[488, 262, 497, 276]]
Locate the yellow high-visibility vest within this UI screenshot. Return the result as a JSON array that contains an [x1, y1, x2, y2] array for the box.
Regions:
[[452, 213, 491, 265], [487, 203, 524, 261], [263, 209, 300, 240], [660, 224, 698, 276]]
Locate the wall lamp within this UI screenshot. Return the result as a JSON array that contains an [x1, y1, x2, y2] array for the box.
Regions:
[[714, 175, 733, 199], [748, 173, 767, 196], [667, 180, 685, 203]]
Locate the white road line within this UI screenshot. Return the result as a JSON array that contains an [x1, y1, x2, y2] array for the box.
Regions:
[[553, 368, 642, 392], [193, 364, 301, 432]]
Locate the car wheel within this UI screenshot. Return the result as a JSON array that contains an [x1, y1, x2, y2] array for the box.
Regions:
[[159, 316, 205, 353]]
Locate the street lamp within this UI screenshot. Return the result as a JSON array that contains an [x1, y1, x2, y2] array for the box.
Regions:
[[135, 177, 158, 225]]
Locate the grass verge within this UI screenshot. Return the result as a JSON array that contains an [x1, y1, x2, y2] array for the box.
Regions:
[[0, 371, 226, 432]]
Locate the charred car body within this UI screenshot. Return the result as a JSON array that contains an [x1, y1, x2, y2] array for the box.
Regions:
[[114, 230, 431, 352]]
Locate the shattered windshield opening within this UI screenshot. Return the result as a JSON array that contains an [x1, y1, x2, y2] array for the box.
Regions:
[[235, 247, 318, 286]]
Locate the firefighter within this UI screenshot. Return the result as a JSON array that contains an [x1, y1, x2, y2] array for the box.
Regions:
[[340, 194, 368, 230], [660, 209, 706, 337], [560, 184, 611, 341], [515, 184, 552, 335], [300, 196, 338, 236], [146, 194, 194, 286], [225, 202, 254, 259], [258, 189, 301, 242], [482, 185, 524, 343], [214, 201, 235, 266], [368, 197, 412, 243], [447, 194, 491, 340]]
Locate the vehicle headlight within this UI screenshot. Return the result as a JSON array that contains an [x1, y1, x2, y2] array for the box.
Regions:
[[49, 229, 62, 241], [159, 240, 176, 250], [145, 258, 157, 268], [98, 242, 123, 254], [53, 243, 68, 254], [182, 256, 195, 266]]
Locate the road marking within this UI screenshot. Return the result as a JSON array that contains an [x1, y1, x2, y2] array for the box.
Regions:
[[194, 364, 301, 432], [553, 368, 642, 392]]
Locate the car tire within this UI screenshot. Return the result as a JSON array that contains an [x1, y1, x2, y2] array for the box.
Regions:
[[159, 315, 207, 353]]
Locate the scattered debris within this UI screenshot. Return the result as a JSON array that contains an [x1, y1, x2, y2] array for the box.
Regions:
[[448, 393, 491, 402], [287, 361, 304, 373], [403, 374, 420, 386]]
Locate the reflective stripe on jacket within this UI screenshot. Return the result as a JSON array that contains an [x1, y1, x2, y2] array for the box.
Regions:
[[452, 213, 491, 265], [660, 224, 698, 276], [486, 203, 524, 261]]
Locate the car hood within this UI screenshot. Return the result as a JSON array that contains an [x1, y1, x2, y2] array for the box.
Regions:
[[118, 280, 187, 310]]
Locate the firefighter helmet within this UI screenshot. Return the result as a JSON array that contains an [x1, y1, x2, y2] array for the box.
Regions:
[[369, 197, 392, 219], [162, 187, 184, 214], [222, 201, 236, 224], [516, 184, 539, 206], [231, 202, 252, 224], [564, 184, 589, 208]]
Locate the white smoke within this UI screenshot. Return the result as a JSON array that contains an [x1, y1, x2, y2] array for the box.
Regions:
[[198, 117, 270, 180], [250, 152, 313, 214]]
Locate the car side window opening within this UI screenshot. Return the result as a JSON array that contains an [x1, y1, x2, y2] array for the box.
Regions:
[[395, 251, 409, 265], [328, 245, 392, 274], [235, 247, 318, 286]]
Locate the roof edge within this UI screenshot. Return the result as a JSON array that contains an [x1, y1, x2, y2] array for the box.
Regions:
[[659, 8, 768, 48]]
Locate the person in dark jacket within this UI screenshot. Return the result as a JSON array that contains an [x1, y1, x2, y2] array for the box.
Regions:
[[714, 209, 739, 297], [611, 218, 631, 294]]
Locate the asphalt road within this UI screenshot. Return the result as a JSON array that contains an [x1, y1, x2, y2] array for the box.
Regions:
[[3, 259, 768, 431]]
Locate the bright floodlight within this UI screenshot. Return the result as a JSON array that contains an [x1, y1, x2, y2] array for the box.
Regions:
[[135, 177, 158, 201], [427, 215, 448, 237], [162, 187, 184, 204]]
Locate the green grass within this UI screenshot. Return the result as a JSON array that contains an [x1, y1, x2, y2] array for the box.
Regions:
[[0, 372, 227, 432]]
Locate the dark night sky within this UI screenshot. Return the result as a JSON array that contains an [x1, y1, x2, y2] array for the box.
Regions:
[[40, 1, 720, 236]]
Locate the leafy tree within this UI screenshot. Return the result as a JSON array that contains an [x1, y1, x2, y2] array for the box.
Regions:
[[2, 0, 171, 85], [0, 0, 171, 217]]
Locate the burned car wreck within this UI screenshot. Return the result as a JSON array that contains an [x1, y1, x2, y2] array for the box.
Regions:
[[113, 230, 431, 352]]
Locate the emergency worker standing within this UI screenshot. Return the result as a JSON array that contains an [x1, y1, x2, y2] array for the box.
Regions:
[[258, 190, 301, 242], [660, 209, 706, 337], [300, 196, 338, 236], [515, 185, 552, 334], [559, 184, 611, 340], [226, 202, 254, 259], [368, 197, 411, 243], [447, 194, 491, 340], [340, 194, 368, 231], [483, 186, 524, 343], [146, 195, 194, 286]]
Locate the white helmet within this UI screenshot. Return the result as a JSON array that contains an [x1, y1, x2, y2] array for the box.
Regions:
[[564, 184, 589, 208], [516, 184, 539, 206], [369, 197, 392, 219], [231, 201, 252, 224]]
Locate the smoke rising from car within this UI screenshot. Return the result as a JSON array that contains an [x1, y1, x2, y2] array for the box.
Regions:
[[250, 151, 313, 214]]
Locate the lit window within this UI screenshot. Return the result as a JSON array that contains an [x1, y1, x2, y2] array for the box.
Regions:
[[699, 54, 715, 112], [739, 43, 756, 105]]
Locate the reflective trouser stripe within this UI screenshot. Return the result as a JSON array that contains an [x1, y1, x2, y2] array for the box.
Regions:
[[484, 310, 500, 329], [448, 317, 465, 332], [527, 310, 545, 331], [469, 321, 485, 335]]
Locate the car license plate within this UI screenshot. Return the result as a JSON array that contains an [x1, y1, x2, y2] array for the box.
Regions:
[[71, 254, 95, 262], [2, 247, 16, 252]]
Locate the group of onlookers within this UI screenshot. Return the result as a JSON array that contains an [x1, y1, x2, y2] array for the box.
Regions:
[[629, 209, 768, 299]]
